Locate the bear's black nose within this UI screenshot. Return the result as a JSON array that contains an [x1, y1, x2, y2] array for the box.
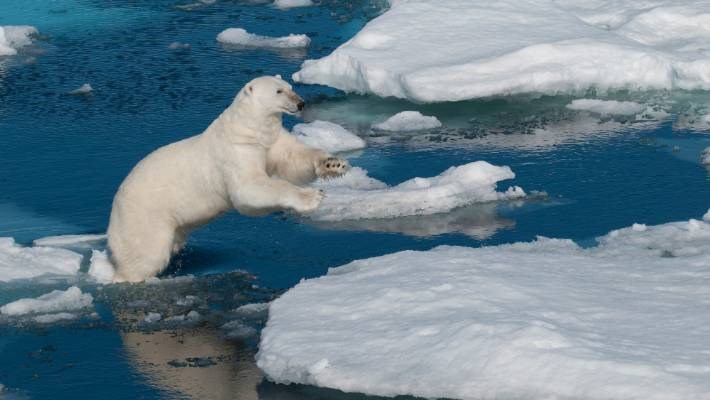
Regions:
[[297, 101, 305, 111]]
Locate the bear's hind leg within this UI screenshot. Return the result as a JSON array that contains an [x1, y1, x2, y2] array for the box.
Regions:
[[110, 223, 176, 283]]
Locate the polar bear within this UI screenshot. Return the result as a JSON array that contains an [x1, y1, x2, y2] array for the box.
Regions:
[[107, 76, 349, 282]]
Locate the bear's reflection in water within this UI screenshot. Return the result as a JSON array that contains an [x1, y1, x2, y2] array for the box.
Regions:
[[122, 329, 263, 400]]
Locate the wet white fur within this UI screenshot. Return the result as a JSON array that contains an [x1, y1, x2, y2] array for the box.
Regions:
[[108, 76, 345, 282]]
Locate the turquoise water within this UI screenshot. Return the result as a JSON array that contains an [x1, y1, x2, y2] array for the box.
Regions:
[[1, 0, 710, 398]]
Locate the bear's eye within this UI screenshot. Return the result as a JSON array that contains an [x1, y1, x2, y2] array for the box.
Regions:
[[276, 89, 283, 94]]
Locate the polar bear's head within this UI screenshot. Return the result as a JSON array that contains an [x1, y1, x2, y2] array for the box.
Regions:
[[237, 75, 305, 116]]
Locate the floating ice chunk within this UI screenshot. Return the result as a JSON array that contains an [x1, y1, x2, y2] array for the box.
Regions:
[[566, 99, 646, 116], [33, 312, 78, 324], [0, 25, 38, 56], [68, 83, 93, 95], [274, 0, 313, 9], [217, 28, 310, 49], [33, 233, 106, 247], [311, 161, 525, 221], [704, 209, 710, 222], [1, 286, 93, 316], [258, 214, 710, 400], [0, 238, 83, 282], [88, 250, 115, 284], [701, 147, 710, 165], [372, 111, 441, 131], [144, 312, 162, 323], [234, 302, 270, 317], [292, 120, 366, 153], [294, 0, 710, 102]]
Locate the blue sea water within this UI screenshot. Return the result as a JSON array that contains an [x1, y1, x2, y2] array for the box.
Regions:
[[1, 0, 709, 399]]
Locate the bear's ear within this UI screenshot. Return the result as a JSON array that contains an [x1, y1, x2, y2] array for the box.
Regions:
[[247, 85, 253, 95], [275, 74, 282, 79]]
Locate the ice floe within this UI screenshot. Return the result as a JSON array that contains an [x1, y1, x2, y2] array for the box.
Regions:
[[273, 0, 313, 9], [68, 83, 93, 95], [0, 286, 93, 316], [310, 161, 525, 221], [294, 0, 710, 102], [0, 25, 37, 56], [566, 99, 646, 116], [88, 250, 115, 284], [292, 120, 366, 153], [258, 212, 710, 400], [371, 111, 441, 131], [33, 233, 106, 248], [33, 312, 78, 324], [0, 238, 83, 282], [217, 28, 310, 49]]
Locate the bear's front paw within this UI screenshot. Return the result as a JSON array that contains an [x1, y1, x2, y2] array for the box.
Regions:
[[317, 157, 349, 179], [292, 188, 324, 214]]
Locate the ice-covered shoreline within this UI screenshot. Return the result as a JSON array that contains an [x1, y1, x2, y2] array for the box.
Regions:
[[294, 0, 710, 102], [258, 211, 710, 399]]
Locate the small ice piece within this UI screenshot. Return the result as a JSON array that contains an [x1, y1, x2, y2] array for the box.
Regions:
[[0, 286, 93, 316], [292, 120, 366, 153], [0, 25, 38, 56], [69, 83, 93, 95], [217, 28, 310, 49], [88, 250, 115, 284], [311, 161, 525, 221], [186, 310, 200, 320], [566, 99, 646, 116], [176, 295, 199, 306], [144, 312, 162, 323], [33, 312, 77, 324], [33, 233, 106, 247], [222, 320, 258, 339], [258, 213, 710, 399], [701, 147, 710, 165], [704, 209, 710, 222], [0, 238, 83, 282], [372, 111, 442, 131], [274, 0, 313, 9]]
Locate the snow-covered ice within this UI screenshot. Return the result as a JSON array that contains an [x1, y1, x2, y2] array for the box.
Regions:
[[0, 238, 83, 282], [258, 212, 710, 400], [33, 312, 78, 324], [88, 250, 115, 284], [292, 120, 366, 153], [294, 0, 710, 102], [566, 99, 646, 116], [273, 0, 313, 9], [1, 286, 93, 316], [33, 233, 106, 247], [0, 25, 38, 56], [371, 111, 441, 131], [217, 28, 310, 48], [311, 161, 525, 221]]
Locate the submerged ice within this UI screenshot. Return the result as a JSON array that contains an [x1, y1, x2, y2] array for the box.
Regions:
[[0, 238, 82, 282], [294, 0, 710, 102], [292, 120, 366, 153], [310, 161, 525, 221], [258, 212, 710, 400]]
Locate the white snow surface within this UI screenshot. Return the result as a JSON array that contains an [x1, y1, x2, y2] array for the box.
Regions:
[[292, 120, 366, 153], [258, 212, 710, 400], [33, 233, 106, 247], [0, 25, 38, 56], [273, 0, 313, 9], [311, 161, 525, 221], [566, 99, 647, 115], [0, 238, 83, 282], [0, 286, 93, 316], [217, 28, 310, 48], [372, 111, 441, 131], [294, 0, 710, 102]]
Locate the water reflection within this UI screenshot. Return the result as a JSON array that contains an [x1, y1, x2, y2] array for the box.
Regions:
[[309, 202, 516, 240]]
